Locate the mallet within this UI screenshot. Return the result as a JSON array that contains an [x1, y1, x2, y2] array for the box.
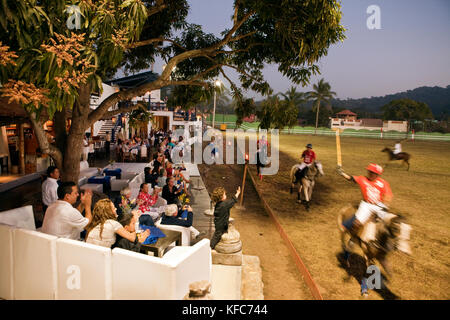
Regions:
[[334, 128, 342, 167]]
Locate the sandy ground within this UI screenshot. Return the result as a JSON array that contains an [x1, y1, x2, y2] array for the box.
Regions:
[[249, 134, 450, 300], [198, 163, 312, 300]]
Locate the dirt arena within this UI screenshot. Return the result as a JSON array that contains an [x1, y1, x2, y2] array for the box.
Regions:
[[202, 133, 450, 300]]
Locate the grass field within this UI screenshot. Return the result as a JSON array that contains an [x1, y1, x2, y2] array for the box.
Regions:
[[248, 134, 450, 299]]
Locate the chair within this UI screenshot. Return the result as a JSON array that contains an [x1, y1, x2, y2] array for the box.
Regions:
[[122, 152, 132, 162], [140, 145, 148, 162]]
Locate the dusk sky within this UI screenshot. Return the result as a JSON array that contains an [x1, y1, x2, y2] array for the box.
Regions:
[[151, 0, 450, 100]]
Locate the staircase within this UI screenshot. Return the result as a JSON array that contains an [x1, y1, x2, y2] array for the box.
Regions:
[[98, 120, 121, 142]]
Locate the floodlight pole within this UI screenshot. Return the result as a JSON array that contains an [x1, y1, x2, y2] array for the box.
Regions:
[[212, 90, 217, 129]]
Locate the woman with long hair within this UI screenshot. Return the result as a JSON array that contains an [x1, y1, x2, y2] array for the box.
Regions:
[[86, 199, 149, 248]]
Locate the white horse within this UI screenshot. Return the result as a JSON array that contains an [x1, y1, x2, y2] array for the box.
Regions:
[[290, 161, 324, 210]]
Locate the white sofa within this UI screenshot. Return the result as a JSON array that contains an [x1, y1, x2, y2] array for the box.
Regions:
[[0, 205, 36, 231], [110, 171, 138, 192], [0, 206, 212, 300], [13, 228, 58, 299], [0, 224, 15, 300], [79, 161, 99, 185], [111, 239, 211, 300]]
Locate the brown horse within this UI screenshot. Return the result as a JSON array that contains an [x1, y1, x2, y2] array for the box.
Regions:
[[337, 204, 412, 296], [381, 147, 411, 170]]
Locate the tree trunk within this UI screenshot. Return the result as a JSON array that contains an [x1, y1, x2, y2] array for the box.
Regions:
[[54, 108, 68, 159], [61, 85, 92, 182], [28, 112, 63, 171], [18, 123, 25, 174], [314, 100, 321, 135]]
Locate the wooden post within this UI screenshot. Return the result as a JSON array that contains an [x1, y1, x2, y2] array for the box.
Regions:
[[239, 162, 248, 207], [19, 123, 25, 175], [335, 129, 342, 167]]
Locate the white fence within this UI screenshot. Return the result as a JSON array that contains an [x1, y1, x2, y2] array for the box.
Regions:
[[207, 122, 450, 141]]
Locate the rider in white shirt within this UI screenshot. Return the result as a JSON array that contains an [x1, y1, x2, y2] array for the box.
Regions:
[[393, 140, 402, 155]]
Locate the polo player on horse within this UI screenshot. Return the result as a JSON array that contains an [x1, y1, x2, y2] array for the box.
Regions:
[[337, 163, 392, 234], [295, 143, 316, 179]]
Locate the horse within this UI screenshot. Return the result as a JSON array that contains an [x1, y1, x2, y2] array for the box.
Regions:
[[337, 204, 412, 296], [289, 161, 324, 210], [381, 147, 411, 171]]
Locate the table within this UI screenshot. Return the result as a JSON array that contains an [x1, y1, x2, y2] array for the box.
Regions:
[[140, 229, 182, 258], [103, 168, 122, 179], [87, 175, 112, 193]]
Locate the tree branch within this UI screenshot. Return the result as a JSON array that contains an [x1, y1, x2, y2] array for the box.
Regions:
[[146, 0, 167, 18], [127, 37, 187, 51], [28, 111, 63, 168], [89, 10, 255, 126]]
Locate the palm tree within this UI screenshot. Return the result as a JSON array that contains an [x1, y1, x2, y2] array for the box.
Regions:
[[279, 86, 308, 113], [308, 79, 336, 134]]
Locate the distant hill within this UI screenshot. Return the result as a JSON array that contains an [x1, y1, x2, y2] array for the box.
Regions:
[[331, 85, 450, 119]]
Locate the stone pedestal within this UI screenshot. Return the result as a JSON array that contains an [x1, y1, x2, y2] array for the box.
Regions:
[[183, 280, 214, 300], [212, 220, 243, 266]]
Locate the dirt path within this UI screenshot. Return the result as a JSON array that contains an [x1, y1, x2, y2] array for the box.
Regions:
[[198, 163, 312, 300]]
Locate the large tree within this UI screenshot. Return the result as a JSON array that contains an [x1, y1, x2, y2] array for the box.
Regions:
[[0, 0, 345, 182], [308, 78, 336, 134], [382, 98, 433, 132], [257, 94, 298, 130]]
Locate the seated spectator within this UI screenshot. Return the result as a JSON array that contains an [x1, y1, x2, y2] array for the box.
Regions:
[[137, 183, 162, 222], [165, 161, 173, 178], [42, 166, 60, 214], [85, 199, 149, 248], [160, 204, 201, 240], [42, 182, 93, 240], [112, 212, 147, 252], [162, 177, 182, 205], [114, 186, 137, 218], [173, 168, 190, 195], [144, 166, 158, 187], [157, 168, 167, 188]]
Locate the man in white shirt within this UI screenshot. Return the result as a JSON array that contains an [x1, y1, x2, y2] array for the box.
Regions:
[[393, 140, 402, 155], [42, 182, 93, 240], [42, 166, 60, 214]]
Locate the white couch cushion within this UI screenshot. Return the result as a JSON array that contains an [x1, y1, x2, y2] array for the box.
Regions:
[[56, 238, 112, 300], [0, 224, 15, 300], [0, 205, 36, 230], [13, 228, 57, 299], [155, 220, 192, 246]]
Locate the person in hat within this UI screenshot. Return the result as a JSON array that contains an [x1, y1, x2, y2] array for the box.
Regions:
[[337, 163, 393, 233], [296, 143, 316, 178]]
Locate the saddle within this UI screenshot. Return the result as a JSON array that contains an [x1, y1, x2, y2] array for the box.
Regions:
[[294, 166, 308, 183]]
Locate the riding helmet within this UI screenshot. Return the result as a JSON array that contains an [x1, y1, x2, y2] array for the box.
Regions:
[[306, 143, 313, 149], [366, 163, 383, 175]]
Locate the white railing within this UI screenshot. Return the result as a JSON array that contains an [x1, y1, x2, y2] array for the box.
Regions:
[[205, 121, 450, 141]]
